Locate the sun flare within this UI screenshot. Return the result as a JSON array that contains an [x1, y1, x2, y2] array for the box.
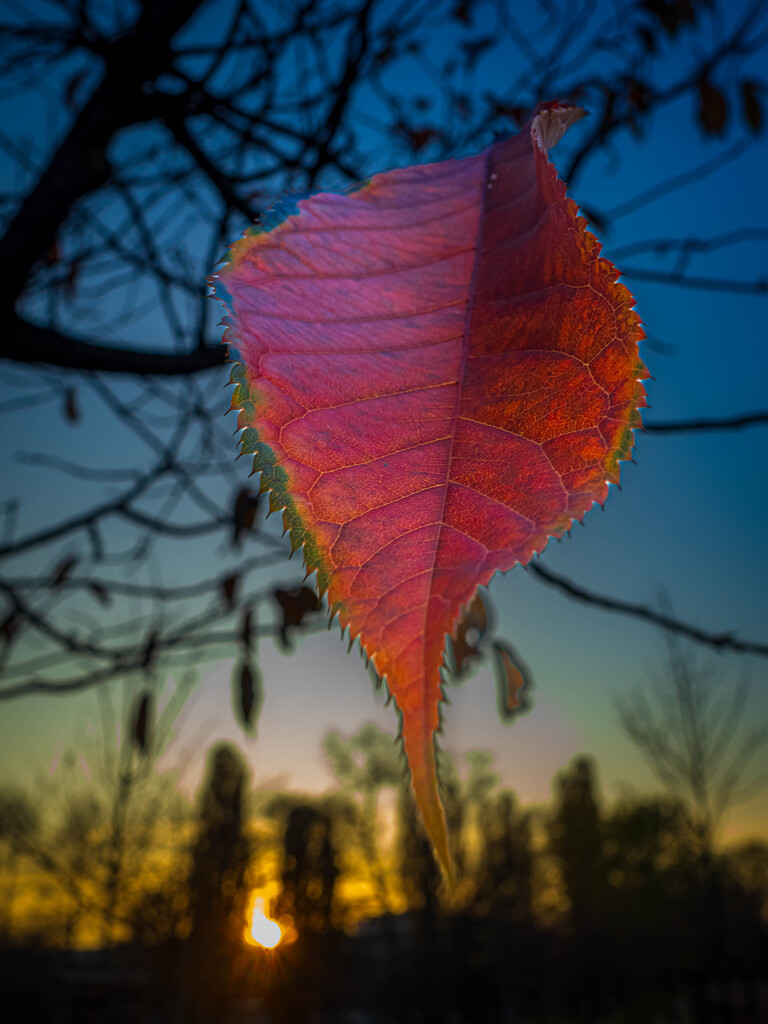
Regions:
[[245, 896, 282, 949]]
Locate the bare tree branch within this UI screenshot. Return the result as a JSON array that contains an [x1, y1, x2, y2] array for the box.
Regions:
[[646, 411, 768, 433], [621, 267, 768, 295], [1, 316, 226, 375], [0, 0, 207, 307], [529, 562, 768, 658]]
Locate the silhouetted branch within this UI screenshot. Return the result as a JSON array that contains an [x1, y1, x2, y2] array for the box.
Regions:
[[1, 317, 226, 375], [529, 562, 768, 658], [0, 0, 206, 304], [645, 411, 768, 433], [610, 227, 768, 262], [620, 267, 768, 294], [600, 136, 753, 223], [166, 117, 260, 222], [562, 0, 768, 184], [0, 618, 326, 701]]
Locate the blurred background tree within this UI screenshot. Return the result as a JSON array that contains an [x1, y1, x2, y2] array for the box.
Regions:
[[0, 678, 191, 949], [618, 630, 767, 859], [0, 717, 766, 1021], [183, 743, 251, 1022]]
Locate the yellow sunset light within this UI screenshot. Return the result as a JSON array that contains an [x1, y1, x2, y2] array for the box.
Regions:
[[246, 896, 282, 949]]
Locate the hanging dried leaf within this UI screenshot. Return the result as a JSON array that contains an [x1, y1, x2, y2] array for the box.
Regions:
[[63, 387, 80, 423], [698, 79, 728, 135], [492, 641, 532, 720], [741, 80, 762, 133], [132, 691, 152, 753], [452, 0, 474, 25], [235, 660, 263, 730], [221, 573, 240, 608], [642, 0, 696, 36], [274, 586, 322, 649], [401, 124, 438, 153], [451, 593, 490, 678], [241, 605, 254, 649], [232, 487, 261, 547]]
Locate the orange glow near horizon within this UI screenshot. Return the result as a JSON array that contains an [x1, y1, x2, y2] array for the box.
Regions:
[[245, 895, 282, 949]]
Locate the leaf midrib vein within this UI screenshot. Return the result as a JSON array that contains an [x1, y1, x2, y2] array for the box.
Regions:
[[418, 149, 492, 726]]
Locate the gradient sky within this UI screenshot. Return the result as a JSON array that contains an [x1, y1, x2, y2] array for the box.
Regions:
[[1, 0, 767, 844]]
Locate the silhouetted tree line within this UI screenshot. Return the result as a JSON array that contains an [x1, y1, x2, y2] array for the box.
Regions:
[[1, 722, 766, 1024]]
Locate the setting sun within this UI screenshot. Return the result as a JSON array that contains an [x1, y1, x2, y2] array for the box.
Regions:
[[245, 896, 282, 949]]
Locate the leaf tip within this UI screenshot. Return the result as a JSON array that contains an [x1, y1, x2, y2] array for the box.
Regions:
[[532, 101, 586, 151]]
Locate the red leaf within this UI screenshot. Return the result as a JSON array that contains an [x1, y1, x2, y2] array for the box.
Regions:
[[213, 102, 648, 873]]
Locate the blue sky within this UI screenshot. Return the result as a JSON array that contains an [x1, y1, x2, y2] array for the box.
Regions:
[[1, 0, 766, 842]]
